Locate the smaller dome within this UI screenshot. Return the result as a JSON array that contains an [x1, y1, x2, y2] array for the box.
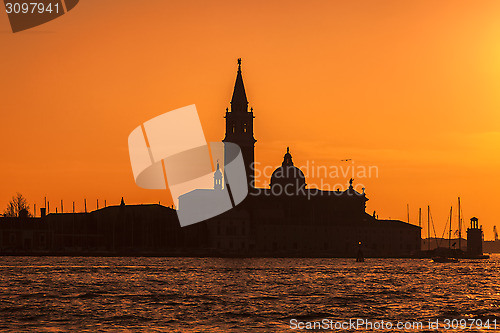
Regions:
[[214, 167, 222, 178], [270, 147, 306, 194]]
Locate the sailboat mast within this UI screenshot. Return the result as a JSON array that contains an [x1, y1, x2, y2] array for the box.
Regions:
[[458, 197, 461, 251], [418, 208, 421, 229], [407, 204, 410, 223], [449, 206, 452, 249], [427, 205, 430, 251]]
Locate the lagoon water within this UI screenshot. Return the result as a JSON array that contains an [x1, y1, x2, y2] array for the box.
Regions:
[[0, 256, 498, 332]]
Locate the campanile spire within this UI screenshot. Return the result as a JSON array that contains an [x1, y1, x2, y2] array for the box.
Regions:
[[223, 59, 257, 188], [230, 58, 249, 113]]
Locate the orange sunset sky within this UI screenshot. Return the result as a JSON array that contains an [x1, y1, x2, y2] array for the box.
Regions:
[[1, 0, 500, 239]]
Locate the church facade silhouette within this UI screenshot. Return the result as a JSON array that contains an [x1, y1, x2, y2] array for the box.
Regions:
[[178, 59, 421, 257]]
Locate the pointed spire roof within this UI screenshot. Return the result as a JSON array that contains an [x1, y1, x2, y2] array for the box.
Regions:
[[230, 58, 248, 112]]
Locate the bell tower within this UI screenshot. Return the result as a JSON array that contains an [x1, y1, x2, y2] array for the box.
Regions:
[[223, 58, 256, 188]]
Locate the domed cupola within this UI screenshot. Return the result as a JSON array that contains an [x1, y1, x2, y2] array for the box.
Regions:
[[213, 161, 223, 190], [270, 147, 306, 194]]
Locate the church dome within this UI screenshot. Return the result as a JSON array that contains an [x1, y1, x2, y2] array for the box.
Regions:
[[270, 147, 306, 194]]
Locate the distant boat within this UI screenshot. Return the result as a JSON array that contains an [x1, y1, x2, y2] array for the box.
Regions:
[[432, 256, 459, 263], [430, 205, 460, 263]]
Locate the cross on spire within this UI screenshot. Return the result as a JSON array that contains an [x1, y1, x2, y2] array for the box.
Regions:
[[230, 58, 248, 112]]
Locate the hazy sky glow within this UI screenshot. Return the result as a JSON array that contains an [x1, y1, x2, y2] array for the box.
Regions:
[[1, 0, 500, 239]]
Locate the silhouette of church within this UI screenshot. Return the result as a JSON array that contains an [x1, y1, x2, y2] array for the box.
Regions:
[[0, 59, 421, 257], [178, 59, 421, 257]]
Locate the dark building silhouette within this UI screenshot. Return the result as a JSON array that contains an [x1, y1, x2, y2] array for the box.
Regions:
[[0, 205, 205, 255], [484, 240, 500, 253], [0, 59, 424, 257]]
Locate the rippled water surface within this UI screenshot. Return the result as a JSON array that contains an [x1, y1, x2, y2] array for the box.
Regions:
[[0, 256, 499, 332]]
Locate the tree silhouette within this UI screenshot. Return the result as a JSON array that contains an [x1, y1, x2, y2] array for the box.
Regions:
[[4, 193, 32, 218]]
